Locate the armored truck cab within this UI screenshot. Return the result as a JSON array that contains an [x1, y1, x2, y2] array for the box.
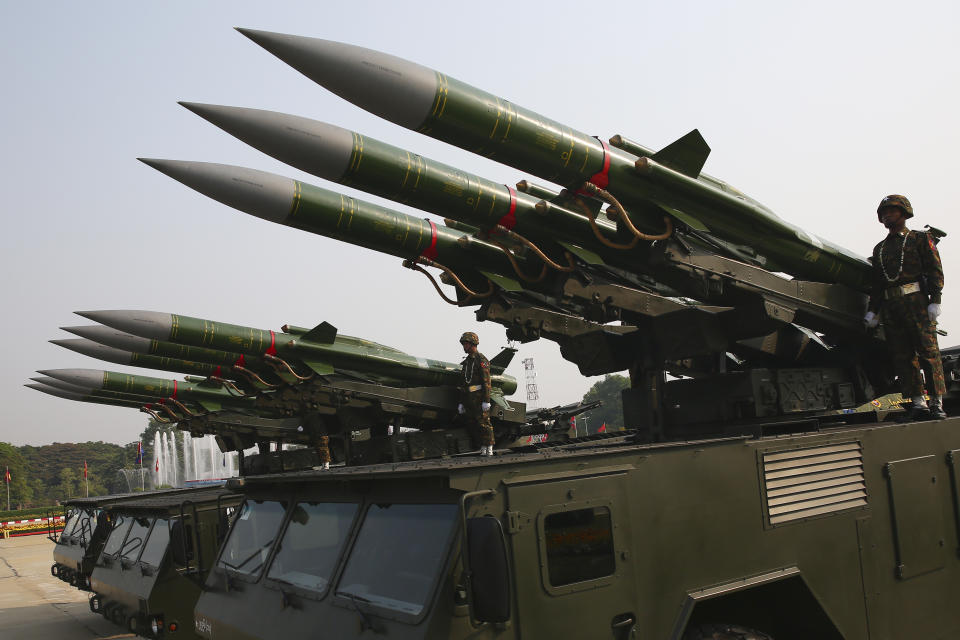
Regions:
[[88, 486, 240, 638], [52, 489, 193, 591], [193, 417, 960, 640]]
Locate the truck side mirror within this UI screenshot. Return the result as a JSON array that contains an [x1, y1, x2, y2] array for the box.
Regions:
[[466, 516, 511, 623]]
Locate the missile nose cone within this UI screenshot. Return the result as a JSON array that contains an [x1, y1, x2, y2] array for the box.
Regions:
[[26, 384, 83, 401], [138, 159, 296, 224], [75, 310, 173, 340], [31, 376, 96, 394], [62, 325, 152, 352], [236, 29, 436, 129], [177, 103, 354, 182], [36, 368, 105, 390], [50, 338, 132, 366]]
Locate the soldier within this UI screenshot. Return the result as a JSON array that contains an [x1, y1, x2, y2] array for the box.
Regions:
[[864, 194, 946, 420], [457, 332, 495, 456]]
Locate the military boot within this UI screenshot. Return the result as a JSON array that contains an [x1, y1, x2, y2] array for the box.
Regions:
[[929, 402, 947, 420]]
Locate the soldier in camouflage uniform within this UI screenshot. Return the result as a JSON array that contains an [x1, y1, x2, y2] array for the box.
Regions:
[[864, 194, 946, 420], [457, 332, 495, 456]]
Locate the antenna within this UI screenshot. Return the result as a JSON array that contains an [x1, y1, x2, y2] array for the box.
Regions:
[[523, 357, 539, 411]]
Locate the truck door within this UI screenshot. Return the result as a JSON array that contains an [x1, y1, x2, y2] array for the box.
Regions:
[[504, 468, 637, 639]]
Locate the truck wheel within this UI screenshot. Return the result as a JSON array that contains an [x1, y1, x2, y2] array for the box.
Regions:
[[683, 623, 774, 640]]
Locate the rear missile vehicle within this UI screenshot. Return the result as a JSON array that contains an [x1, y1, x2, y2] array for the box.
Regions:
[[36, 315, 595, 471], [87, 486, 240, 639], [34, 24, 960, 640], [51, 487, 210, 592]]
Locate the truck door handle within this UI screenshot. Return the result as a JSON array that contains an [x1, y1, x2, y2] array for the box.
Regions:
[[611, 614, 635, 628]]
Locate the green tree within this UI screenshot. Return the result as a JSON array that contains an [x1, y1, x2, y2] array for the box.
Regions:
[[580, 374, 631, 432], [59, 467, 78, 501]]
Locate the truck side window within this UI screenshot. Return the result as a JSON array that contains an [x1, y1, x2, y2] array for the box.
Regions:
[[543, 506, 615, 586]]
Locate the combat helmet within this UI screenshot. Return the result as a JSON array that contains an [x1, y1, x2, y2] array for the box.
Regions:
[[877, 194, 913, 220], [459, 331, 479, 346]]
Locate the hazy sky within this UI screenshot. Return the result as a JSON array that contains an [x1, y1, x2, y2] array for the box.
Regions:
[[2, 1, 957, 446]]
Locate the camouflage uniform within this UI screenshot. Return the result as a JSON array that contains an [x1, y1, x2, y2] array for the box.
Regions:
[[868, 200, 945, 397], [460, 336, 495, 448]]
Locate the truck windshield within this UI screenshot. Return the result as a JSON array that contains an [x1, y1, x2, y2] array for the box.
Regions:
[[267, 502, 358, 594], [101, 516, 131, 558], [139, 518, 171, 566], [217, 500, 287, 577], [120, 517, 153, 561], [337, 503, 458, 616], [59, 511, 80, 542]]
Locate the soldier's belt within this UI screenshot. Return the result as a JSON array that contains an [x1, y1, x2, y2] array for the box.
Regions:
[[465, 384, 483, 392], [884, 282, 921, 299]]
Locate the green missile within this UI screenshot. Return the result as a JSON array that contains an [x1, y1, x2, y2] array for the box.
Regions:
[[178, 102, 629, 252], [29, 377, 201, 419], [139, 158, 524, 290], [51, 338, 232, 380], [74, 310, 518, 395], [61, 325, 285, 385], [238, 29, 872, 289], [26, 383, 158, 411], [37, 368, 255, 413]]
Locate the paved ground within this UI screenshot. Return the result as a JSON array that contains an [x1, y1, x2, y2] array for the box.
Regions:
[[0, 536, 132, 640]]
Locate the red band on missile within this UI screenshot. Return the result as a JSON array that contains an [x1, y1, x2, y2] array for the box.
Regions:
[[420, 220, 439, 260], [212, 366, 223, 378], [233, 354, 246, 368], [588, 138, 611, 189], [171, 380, 178, 400], [496, 186, 518, 230], [265, 331, 278, 357]]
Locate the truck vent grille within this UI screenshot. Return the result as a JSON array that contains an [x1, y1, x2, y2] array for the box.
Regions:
[[762, 442, 866, 525]]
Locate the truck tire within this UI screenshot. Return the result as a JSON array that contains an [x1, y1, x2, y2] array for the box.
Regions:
[[683, 623, 774, 640]]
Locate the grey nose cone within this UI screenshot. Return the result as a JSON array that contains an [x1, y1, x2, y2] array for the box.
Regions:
[[30, 376, 96, 394], [179, 103, 354, 182], [26, 383, 84, 401], [139, 159, 295, 224], [50, 338, 133, 366], [236, 28, 437, 129], [36, 368, 106, 390], [74, 310, 172, 340], [62, 325, 152, 353]]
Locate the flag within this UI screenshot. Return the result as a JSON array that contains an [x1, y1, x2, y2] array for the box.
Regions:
[[598, 423, 606, 433], [155, 457, 160, 472], [83, 461, 88, 479], [4, 467, 9, 483], [135, 441, 143, 465]]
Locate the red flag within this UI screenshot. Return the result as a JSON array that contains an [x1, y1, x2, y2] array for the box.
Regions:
[[83, 460, 88, 479], [155, 457, 160, 472], [4, 467, 9, 483], [598, 423, 606, 433]]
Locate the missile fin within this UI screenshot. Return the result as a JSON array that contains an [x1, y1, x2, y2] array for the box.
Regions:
[[556, 241, 606, 265], [197, 400, 223, 412], [301, 359, 336, 376], [652, 129, 711, 178], [661, 204, 711, 232], [478, 270, 523, 292], [489, 347, 518, 375], [301, 321, 338, 344]]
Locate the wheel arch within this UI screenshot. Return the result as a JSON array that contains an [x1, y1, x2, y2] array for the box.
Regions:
[[672, 567, 844, 640]]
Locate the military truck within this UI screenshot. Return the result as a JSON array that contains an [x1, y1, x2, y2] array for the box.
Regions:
[[87, 486, 240, 638], [187, 413, 960, 640], [51, 488, 202, 591]]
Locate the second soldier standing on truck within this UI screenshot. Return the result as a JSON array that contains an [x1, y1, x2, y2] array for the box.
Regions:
[[864, 194, 946, 420], [458, 332, 495, 456]]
